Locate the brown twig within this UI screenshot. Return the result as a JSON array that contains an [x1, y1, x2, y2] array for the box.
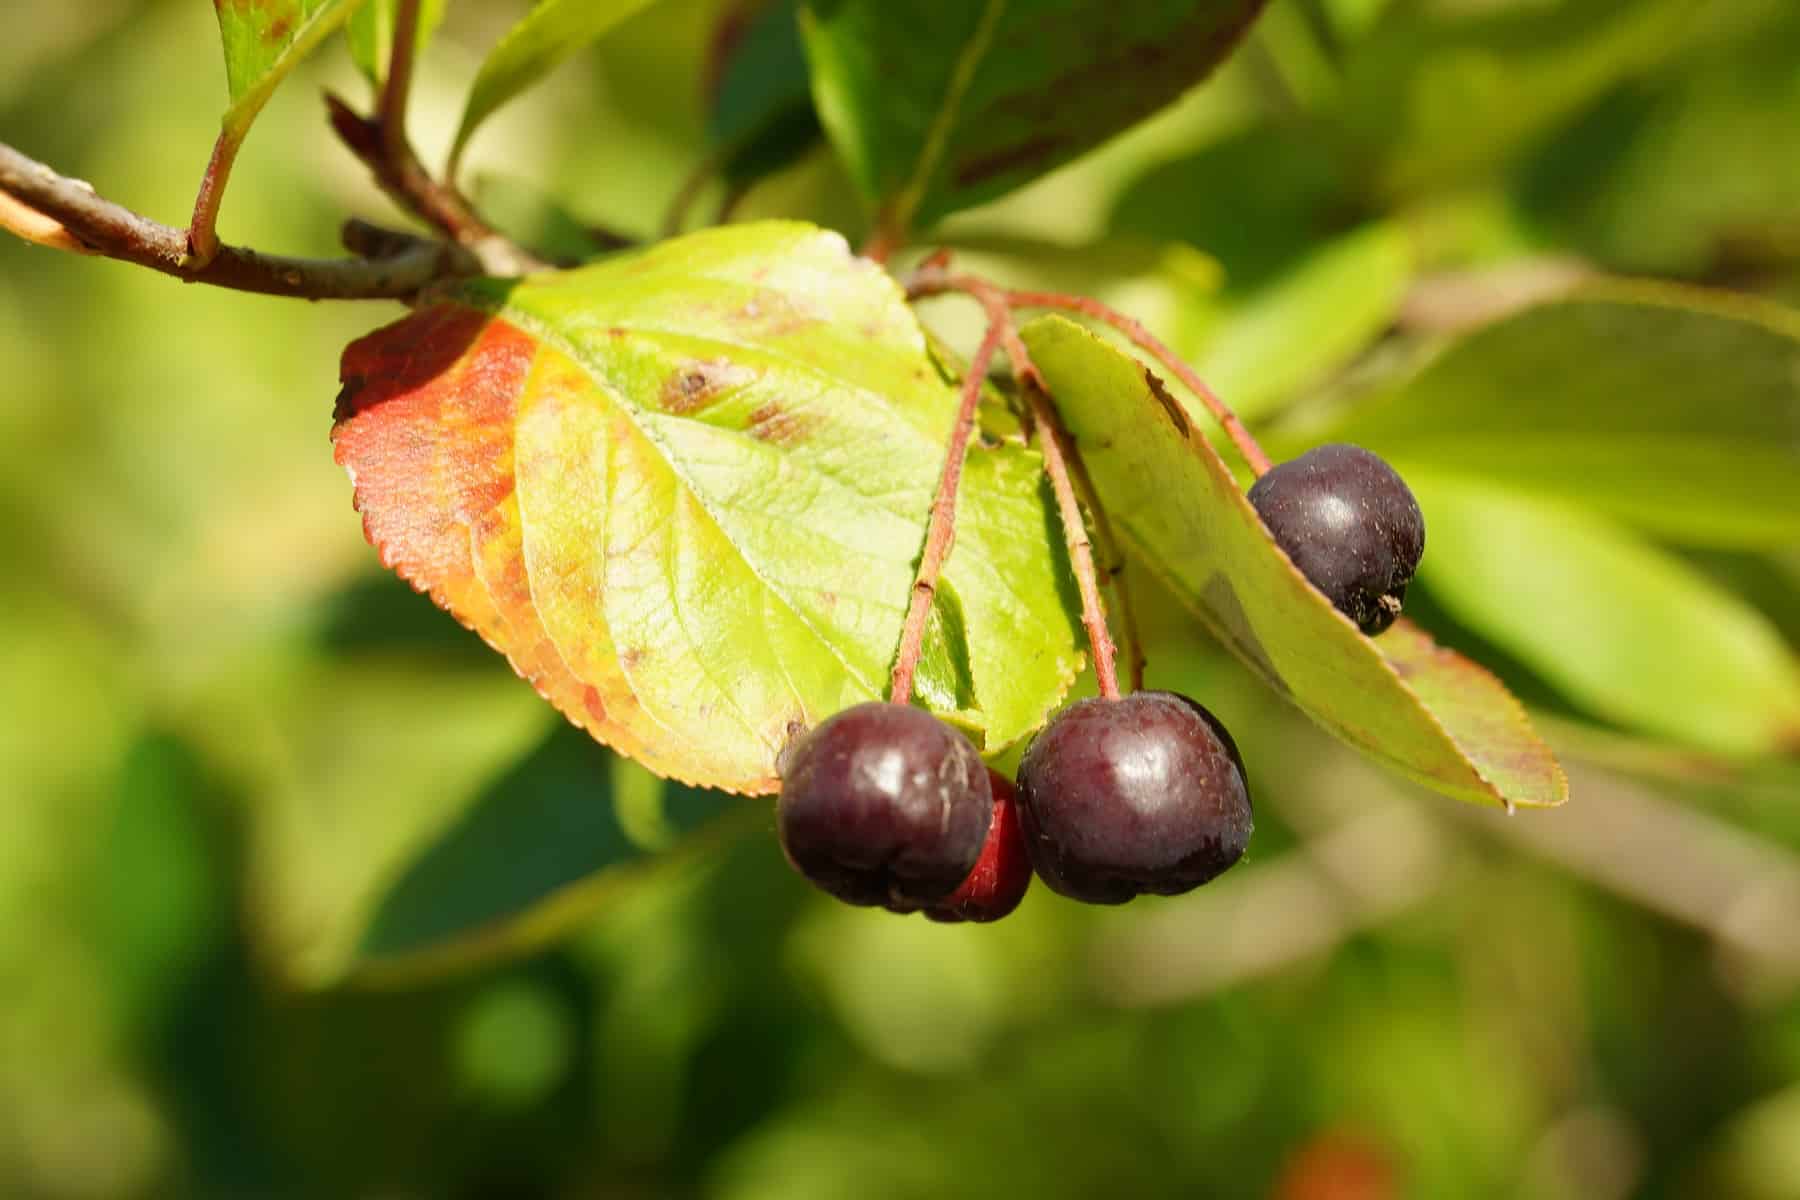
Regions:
[[1027, 381, 1122, 700], [1001, 287, 1274, 476], [325, 95, 545, 276], [889, 315, 1005, 705], [0, 142, 472, 300]]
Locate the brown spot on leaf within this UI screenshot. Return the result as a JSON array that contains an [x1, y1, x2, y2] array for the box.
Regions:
[[267, 13, 292, 41], [661, 359, 754, 415], [1143, 368, 1190, 438], [747, 402, 816, 446], [620, 648, 644, 671]]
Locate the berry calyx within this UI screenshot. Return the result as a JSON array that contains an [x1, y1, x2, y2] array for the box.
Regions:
[[1247, 443, 1425, 636], [1016, 691, 1252, 905], [926, 769, 1032, 924], [776, 702, 991, 911]]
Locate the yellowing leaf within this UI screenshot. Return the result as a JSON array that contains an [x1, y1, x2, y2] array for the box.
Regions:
[[213, 0, 367, 141], [334, 222, 1081, 794]]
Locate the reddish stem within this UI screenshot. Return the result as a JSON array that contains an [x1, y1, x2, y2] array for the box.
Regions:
[[1067, 447, 1146, 691], [860, 209, 905, 265], [907, 272, 1126, 699], [1027, 384, 1121, 700], [184, 129, 241, 266], [888, 314, 1006, 706], [1001, 287, 1274, 477]]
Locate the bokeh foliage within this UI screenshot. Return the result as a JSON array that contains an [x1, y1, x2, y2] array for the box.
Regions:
[[1, 1, 1798, 1197]]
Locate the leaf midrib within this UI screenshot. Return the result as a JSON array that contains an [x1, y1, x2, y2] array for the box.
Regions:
[[496, 310, 944, 730]]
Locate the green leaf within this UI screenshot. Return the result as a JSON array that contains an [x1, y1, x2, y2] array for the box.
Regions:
[[350, 723, 747, 986], [1338, 0, 1693, 196], [236, 658, 555, 986], [347, 0, 447, 86], [1407, 474, 1800, 758], [1020, 314, 1564, 809], [334, 221, 1082, 794], [709, 0, 821, 186], [1308, 285, 1800, 547], [449, 0, 663, 172], [212, 0, 368, 141], [798, 0, 1269, 236], [1178, 221, 1412, 422], [1109, 124, 1349, 291], [711, 1, 809, 141], [1516, 6, 1800, 275]]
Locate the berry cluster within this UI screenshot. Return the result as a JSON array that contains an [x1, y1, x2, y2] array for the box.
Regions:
[[776, 691, 1250, 917], [774, 439, 1424, 920]]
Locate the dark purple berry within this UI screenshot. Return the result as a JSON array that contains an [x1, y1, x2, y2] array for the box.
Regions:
[[777, 702, 991, 911], [1016, 691, 1252, 905], [1247, 443, 1424, 635], [926, 770, 1032, 924]]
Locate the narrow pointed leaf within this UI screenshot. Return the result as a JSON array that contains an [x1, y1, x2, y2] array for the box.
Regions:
[[350, 725, 747, 986], [1407, 473, 1800, 758], [449, 0, 661, 171], [798, 0, 1269, 235], [1020, 314, 1565, 809], [334, 222, 1082, 794], [213, 0, 367, 140], [1313, 285, 1800, 547], [347, 0, 447, 86]]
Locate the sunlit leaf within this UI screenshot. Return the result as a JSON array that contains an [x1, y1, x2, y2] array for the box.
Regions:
[[212, 0, 367, 141], [798, 0, 1269, 236], [1179, 221, 1412, 422], [1307, 285, 1800, 547], [1021, 314, 1564, 809], [334, 221, 1081, 794], [347, 0, 447, 86], [449, 0, 662, 172], [1407, 473, 1800, 758]]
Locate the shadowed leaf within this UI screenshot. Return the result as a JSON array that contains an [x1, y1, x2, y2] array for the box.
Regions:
[[799, 0, 1269, 235], [351, 723, 745, 985]]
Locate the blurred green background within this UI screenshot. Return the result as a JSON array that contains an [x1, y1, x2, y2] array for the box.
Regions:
[[3, 1, 1799, 1196]]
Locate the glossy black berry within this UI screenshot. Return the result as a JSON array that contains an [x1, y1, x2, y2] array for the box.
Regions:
[[777, 702, 992, 911], [1247, 443, 1424, 635], [1015, 691, 1252, 905], [926, 770, 1032, 924]]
